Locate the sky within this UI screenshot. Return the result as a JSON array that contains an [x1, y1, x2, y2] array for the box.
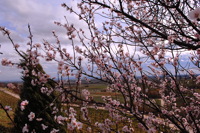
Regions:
[[0, 0, 84, 81], [0, 0, 197, 82]]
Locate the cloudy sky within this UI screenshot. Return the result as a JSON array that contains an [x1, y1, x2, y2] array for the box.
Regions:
[[0, 0, 83, 81], [0, 0, 196, 82]]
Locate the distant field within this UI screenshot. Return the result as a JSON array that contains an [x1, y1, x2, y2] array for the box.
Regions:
[[0, 84, 146, 132], [81, 83, 108, 92], [2, 82, 198, 132]]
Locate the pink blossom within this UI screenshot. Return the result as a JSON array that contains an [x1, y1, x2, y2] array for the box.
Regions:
[[0, 26, 10, 35], [34, 43, 41, 48], [1, 58, 12, 66], [20, 106, 25, 111], [87, 127, 92, 132], [40, 87, 48, 93], [71, 119, 78, 127], [22, 124, 29, 133], [28, 112, 35, 121], [41, 124, 48, 130], [81, 107, 88, 120], [21, 100, 29, 106], [50, 128, 59, 133], [55, 115, 66, 125], [31, 80, 36, 86], [7, 83, 16, 89], [38, 73, 49, 83], [76, 122, 83, 129], [105, 118, 113, 126], [196, 75, 200, 84], [194, 93, 200, 99], [67, 123, 75, 130], [136, 87, 142, 92], [197, 48, 200, 55], [111, 99, 120, 106], [20, 100, 29, 111], [4, 105, 12, 111], [36, 118, 42, 121], [31, 70, 36, 76], [148, 127, 156, 133], [14, 44, 20, 48], [188, 7, 200, 21], [82, 89, 90, 100], [168, 35, 175, 43], [122, 125, 132, 133]]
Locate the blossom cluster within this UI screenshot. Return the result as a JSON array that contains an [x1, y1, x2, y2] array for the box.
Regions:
[[20, 100, 29, 111], [67, 107, 83, 130]]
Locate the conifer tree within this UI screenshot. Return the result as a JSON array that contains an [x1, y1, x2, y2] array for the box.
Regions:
[[14, 58, 65, 133]]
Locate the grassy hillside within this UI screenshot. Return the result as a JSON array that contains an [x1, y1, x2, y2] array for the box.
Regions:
[[0, 90, 19, 132]]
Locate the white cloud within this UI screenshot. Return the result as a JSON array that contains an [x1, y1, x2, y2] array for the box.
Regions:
[[0, 0, 86, 42], [0, 0, 87, 81]]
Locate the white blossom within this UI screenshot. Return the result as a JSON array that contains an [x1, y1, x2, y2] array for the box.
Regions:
[[188, 7, 200, 20]]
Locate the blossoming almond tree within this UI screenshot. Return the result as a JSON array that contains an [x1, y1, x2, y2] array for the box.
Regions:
[[1, 0, 200, 133], [51, 0, 200, 132]]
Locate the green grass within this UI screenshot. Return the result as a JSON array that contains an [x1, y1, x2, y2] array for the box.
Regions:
[[0, 91, 19, 131], [154, 99, 161, 106], [82, 83, 108, 92], [0, 91, 18, 109], [0, 110, 14, 127]]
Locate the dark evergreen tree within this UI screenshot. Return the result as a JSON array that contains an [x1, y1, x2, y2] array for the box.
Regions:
[[14, 58, 65, 133]]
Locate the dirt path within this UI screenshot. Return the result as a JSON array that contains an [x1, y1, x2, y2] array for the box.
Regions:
[[0, 88, 20, 99]]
